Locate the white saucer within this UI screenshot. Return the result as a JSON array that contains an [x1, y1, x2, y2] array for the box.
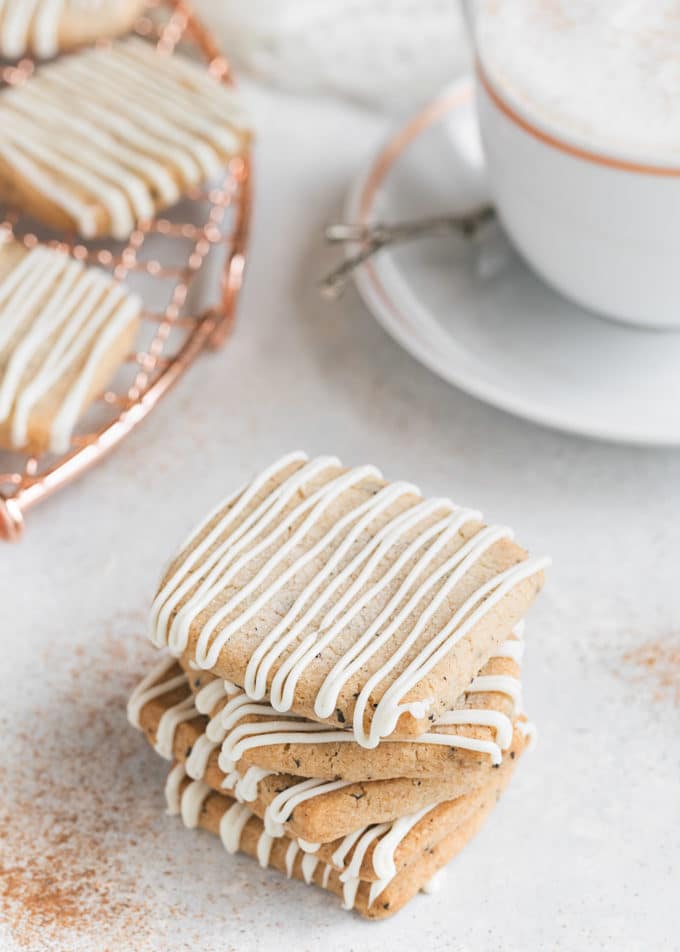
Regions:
[[346, 79, 680, 446]]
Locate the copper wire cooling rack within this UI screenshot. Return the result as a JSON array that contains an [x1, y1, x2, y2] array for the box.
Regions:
[[0, 0, 252, 542]]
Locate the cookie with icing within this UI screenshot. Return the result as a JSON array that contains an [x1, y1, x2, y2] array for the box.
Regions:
[[0, 37, 250, 240], [165, 758, 518, 919], [149, 453, 547, 746], [0, 237, 140, 454], [0, 0, 144, 60], [129, 657, 532, 843]]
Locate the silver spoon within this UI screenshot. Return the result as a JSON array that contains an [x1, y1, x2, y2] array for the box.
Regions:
[[320, 205, 495, 299]]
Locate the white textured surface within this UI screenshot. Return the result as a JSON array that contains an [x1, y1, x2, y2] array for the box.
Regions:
[[2, 83, 680, 951]]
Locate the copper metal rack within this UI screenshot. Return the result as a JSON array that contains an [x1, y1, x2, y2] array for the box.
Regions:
[[0, 0, 252, 542]]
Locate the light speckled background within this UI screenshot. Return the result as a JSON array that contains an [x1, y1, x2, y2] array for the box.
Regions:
[[3, 83, 679, 952]]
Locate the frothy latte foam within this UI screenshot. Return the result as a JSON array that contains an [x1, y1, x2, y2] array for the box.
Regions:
[[476, 0, 680, 164]]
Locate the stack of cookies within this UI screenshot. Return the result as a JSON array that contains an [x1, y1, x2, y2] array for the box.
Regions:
[[129, 452, 548, 919]]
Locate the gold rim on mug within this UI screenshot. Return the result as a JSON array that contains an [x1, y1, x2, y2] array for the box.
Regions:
[[476, 60, 680, 178]]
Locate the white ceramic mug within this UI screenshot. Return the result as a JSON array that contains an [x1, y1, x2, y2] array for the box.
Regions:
[[467, 6, 680, 329]]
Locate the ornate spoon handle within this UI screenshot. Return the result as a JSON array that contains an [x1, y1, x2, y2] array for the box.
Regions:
[[320, 205, 494, 299]]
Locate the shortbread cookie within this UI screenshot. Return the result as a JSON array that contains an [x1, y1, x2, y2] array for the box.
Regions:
[[167, 750, 518, 886], [0, 38, 250, 239], [0, 0, 144, 60], [129, 659, 531, 842], [0, 238, 140, 454], [166, 760, 515, 919], [149, 453, 547, 745]]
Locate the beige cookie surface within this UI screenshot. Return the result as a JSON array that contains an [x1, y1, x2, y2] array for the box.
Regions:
[[0, 237, 140, 454], [0, 0, 144, 60], [0, 37, 251, 240], [166, 759, 516, 919], [130, 660, 530, 843], [149, 455, 546, 745]]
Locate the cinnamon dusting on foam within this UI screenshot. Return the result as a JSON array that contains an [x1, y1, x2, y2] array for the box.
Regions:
[[476, 0, 680, 164]]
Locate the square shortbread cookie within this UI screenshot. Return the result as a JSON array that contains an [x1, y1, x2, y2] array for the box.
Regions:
[[0, 38, 250, 239], [0, 237, 140, 454], [150, 453, 547, 745]]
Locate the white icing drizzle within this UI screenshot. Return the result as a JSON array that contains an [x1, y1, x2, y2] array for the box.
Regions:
[[367, 875, 394, 908], [185, 734, 218, 780], [150, 453, 547, 749], [219, 801, 251, 853], [155, 696, 196, 760], [371, 804, 436, 881], [347, 555, 544, 749], [179, 779, 210, 829], [0, 244, 140, 453], [494, 642, 525, 664], [127, 655, 210, 769], [0, 0, 130, 59], [297, 839, 320, 854], [284, 840, 299, 878], [172, 457, 388, 667], [0, 0, 40, 58], [256, 831, 274, 869], [263, 778, 352, 838], [301, 853, 319, 885], [220, 764, 275, 803], [194, 679, 228, 716], [150, 450, 309, 649], [126, 654, 184, 728], [340, 824, 391, 885], [421, 868, 447, 895], [467, 674, 522, 714], [331, 828, 364, 870], [432, 710, 513, 763], [517, 719, 538, 750], [163, 762, 186, 815], [235, 765, 274, 802], [0, 38, 248, 239], [163, 763, 210, 827]]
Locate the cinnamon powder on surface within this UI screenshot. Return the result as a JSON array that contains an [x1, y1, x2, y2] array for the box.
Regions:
[[0, 627, 165, 951], [623, 636, 680, 707]]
